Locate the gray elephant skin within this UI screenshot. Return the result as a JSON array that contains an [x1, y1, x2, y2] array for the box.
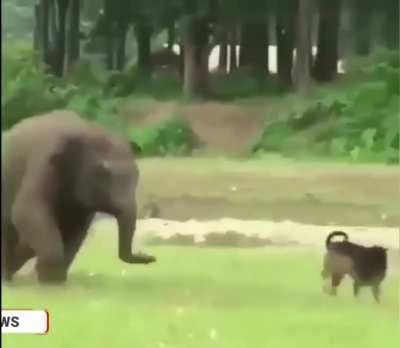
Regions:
[[1, 110, 155, 284]]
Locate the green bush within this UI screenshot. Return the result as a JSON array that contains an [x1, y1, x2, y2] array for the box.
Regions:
[[127, 117, 198, 156], [2, 42, 122, 131], [253, 50, 400, 163], [3, 0, 34, 39], [105, 68, 181, 99], [2, 42, 67, 130]]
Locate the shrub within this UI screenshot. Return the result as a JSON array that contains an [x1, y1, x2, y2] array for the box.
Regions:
[[2, 42, 67, 130], [127, 116, 198, 156], [252, 50, 400, 163]]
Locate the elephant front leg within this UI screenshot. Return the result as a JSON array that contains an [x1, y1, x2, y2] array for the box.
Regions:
[[60, 213, 94, 273]]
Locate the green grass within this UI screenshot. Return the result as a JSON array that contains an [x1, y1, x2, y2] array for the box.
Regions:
[[2, 231, 399, 348]]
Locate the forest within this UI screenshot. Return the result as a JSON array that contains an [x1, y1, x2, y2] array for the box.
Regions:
[[2, 0, 399, 161]]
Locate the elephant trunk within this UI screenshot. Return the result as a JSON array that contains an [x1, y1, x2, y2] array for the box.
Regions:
[[116, 204, 156, 264]]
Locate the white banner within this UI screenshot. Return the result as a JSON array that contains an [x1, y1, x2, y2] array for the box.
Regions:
[[1, 310, 49, 334]]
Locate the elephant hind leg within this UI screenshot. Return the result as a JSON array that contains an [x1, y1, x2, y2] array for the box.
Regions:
[[13, 205, 65, 284], [2, 221, 35, 281]]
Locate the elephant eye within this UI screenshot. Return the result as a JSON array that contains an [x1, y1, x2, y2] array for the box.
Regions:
[[93, 165, 111, 183]]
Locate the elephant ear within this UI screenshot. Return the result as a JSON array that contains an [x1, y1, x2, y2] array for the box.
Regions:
[[50, 135, 85, 176]]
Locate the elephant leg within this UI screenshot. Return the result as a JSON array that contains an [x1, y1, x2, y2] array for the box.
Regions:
[[2, 220, 18, 281], [11, 162, 68, 284], [7, 243, 35, 281], [13, 206, 65, 284], [61, 213, 94, 273], [2, 220, 35, 281]]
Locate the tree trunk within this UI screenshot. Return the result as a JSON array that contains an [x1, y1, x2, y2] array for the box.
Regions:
[[182, 15, 210, 97], [239, 17, 268, 72], [66, 0, 80, 73], [228, 25, 238, 72], [167, 22, 176, 50], [294, 0, 314, 94], [183, 43, 209, 97], [105, 24, 115, 70], [116, 24, 128, 71], [48, 0, 57, 46], [82, 0, 102, 22], [352, 0, 372, 55], [34, 2, 42, 52], [136, 23, 152, 76], [382, 0, 399, 49], [50, 0, 69, 77], [34, 1, 50, 65], [218, 29, 228, 73], [313, 0, 341, 82], [178, 44, 185, 82], [276, 0, 296, 85]]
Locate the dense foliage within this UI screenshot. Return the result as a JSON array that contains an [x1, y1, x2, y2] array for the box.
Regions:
[[253, 51, 399, 163], [2, 0, 399, 161]]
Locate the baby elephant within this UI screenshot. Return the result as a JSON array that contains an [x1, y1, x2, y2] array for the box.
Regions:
[[321, 231, 387, 302], [1, 110, 156, 284]]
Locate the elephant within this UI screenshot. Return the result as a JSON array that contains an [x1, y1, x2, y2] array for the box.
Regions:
[[1, 110, 156, 284]]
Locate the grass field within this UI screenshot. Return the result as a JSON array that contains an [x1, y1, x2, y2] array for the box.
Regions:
[[135, 158, 400, 226], [2, 159, 399, 347], [2, 230, 399, 348]]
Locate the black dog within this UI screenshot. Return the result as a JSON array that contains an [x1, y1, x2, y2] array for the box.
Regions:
[[321, 231, 387, 302]]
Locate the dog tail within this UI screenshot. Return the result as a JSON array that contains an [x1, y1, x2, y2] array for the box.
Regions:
[[325, 231, 349, 248]]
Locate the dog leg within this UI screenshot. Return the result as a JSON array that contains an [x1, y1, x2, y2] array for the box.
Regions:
[[353, 281, 361, 298], [330, 273, 344, 296], [372, 284, 381, 303]]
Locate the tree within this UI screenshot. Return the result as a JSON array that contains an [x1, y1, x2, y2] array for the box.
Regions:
[[33, 0, 50, 58], [182, 14, 212, 96], [217, 27, 228, 73], [239, 0, 269, 74], [351, 0, 373, 55], [181, 0, 217, 97], [167, 22, 176, 50], [52, 0, 70, 77], [103, 0, 132, 71], [293, 0, 314, 94], [82, 0, 102, 22], [313, 0, 342, 82], [135, 19, 153, 76], [382, 0, 399, 49], [240, 16, 269, 72], [275, 0, 297, 85], [218, 0, 241, 73], [65, 0, 81, 72], [33, 0, 70, 77]]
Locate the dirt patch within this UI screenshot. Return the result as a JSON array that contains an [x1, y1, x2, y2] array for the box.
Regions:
[[180, 102, 264, 155], [135, 159, 399, 227], [148, 230, 280, 248], [137, 195, 398, 227], [92, 218, 399, 251], [119, 100, 265, 155], [119, 100, 178, 126]]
